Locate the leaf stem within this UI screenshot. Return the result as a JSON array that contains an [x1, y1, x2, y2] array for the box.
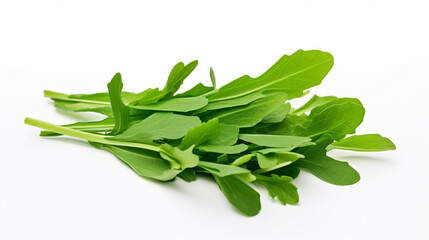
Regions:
[[24, 117, 160, 152]]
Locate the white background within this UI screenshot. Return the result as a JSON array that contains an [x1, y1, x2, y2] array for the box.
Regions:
[[1, 0, 428, 239]]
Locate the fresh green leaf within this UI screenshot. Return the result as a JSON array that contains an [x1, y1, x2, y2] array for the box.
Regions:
[[210, 67, 216, 89], [197, 144, 248, 154], [193, 92, 266, 114], [306, 101, 365, 141], [329, 134, 396, 152], [214, 175, 261, 216], [201, 92, 288, 127], [239, 134, 311, 148], [91, 143, 181, 181], [256, 174, 299, 205], [198, 161, 250, 177], [109, 112, 201, 143], [206, 124, 239, 146], [207, 50, 333, 101], [107, 73, 130, 134], [292, 95, 337, 115], [128, 88, 169, 105], [130, 96, 208, 112], [178, 168, 197, 182], [174, 83, 213, 98], [294, 134, 360, 185], [164, 60, 198, 94], [159, 144, 199, 169], [261, 103, 291, 123], [179, 118, 222, 150]]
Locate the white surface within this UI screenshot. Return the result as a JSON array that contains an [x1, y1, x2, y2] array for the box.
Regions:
[[1, 0, 428, 239]]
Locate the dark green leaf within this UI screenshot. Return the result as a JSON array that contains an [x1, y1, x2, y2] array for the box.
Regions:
[[91, 143, 181, 181], [214, 175, 261, 216], [178, 169, 197, 182], [256, 174, 299, 205], [294, 134, 360, 185], [107, 73, 130, 134]]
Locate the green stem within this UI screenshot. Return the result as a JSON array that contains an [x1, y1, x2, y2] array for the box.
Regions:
[[44, 90, 110, 105], [24, 117, 160, 152]]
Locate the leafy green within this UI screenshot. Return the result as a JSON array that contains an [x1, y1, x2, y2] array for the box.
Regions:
[[179, 119, 222, 150], [26, 49, 395, 216], [197, 144, 248, 154], [294, 134, 360, 185], [261, 103, 291, 123], [329, 134, 396, 152], [91, 143, 181, 181], [130, 96, 208, 112], [108, 112, 201, 143], [201, 92, 288, 127], [214, 175, 261, 216], [256, 174, 299, 205], [198, 161, 250, 177], [207, 50, 333, 101], [239, 134, 311, 148], [107, 73, 130, 134], [164, 60, 198, 94], [292, 95, 337, 115]]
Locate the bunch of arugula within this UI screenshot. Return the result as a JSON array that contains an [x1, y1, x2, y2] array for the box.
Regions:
[[25, 50, 395, 216]]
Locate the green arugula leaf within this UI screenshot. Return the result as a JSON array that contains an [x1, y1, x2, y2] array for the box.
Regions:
[[107, 73, 130, 134], [198, 161, 250, 177], [130, 96, 208, 112], [109, 112, 201, 143], [91, 143, 181, 181], [193, 92, 266, 114], [174, 83, 214, 98], [214, 175, 261, 216], [261, 103, 291, 123], [207, 50, 333, 101], [159, 144, 199, 170], [256, 174, 299, 205], [164, 60, 198, 94], [329, 134, 396, 152], [201, 92, 288, 127], [128, 88, 169, 105], [210, 67, 216, 89], [179, 118, 222, 150], [306, 100, 365, 141], [197, 144, 248, 154], [239, 134, 311, 148], [254, 152, 304, 173], [294, 134, 360, 185], [292, 95, 337, 115], [178, 169, 197, 182], [206, 124, 239, 146]]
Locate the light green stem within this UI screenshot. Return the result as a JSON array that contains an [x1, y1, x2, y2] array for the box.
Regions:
[[24, 117, 160, 152], [44, 90, 110, 105]]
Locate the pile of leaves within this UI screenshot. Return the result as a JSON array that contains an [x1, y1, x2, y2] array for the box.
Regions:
[[25, 50, 395, 216]]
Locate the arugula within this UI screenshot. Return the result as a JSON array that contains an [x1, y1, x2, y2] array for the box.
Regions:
[[25, 49, 395, 216]]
